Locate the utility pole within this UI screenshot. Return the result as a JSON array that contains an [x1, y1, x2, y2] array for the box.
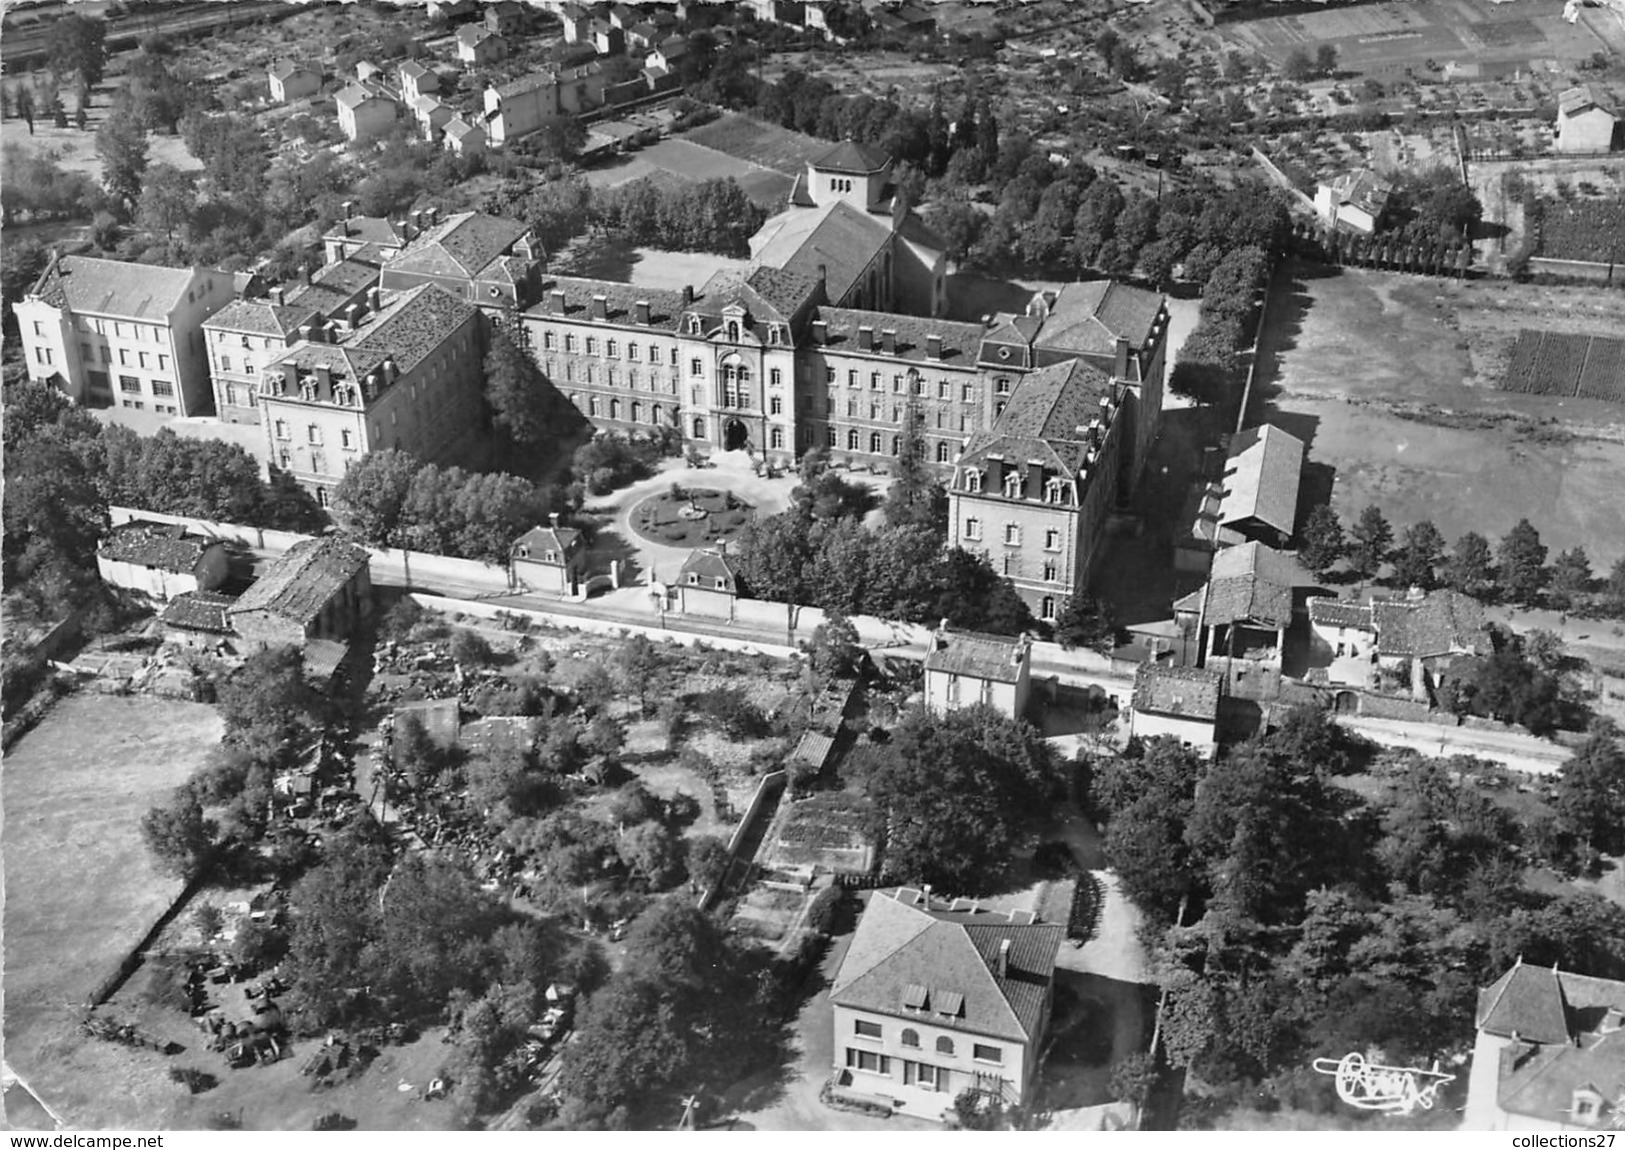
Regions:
[[678, 1095, 699, 1130]]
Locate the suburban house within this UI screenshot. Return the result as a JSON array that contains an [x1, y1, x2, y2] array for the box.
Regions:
[[1462, 959, 1625, 1131], [948, 359, 1125, 622], [376, 209, 542, 319], [1129, 662, 1221, 757], [228, 535, 372, 650], [354, 60, 385, 83], [443, 116, 488, 155], [561, 3, 596, 42], [159, 590, 239, 650], [922, 627, 1033, 720], [1314, 169, 1394, 235], [257, 284, 485, 504], [322, 204, 414, 265], [1555, 86, 1619, 153], [427, 0, 477, 21], [1307, 587, 1490, 699], [485, 0, 529, 35], [592, 20, 626, 55], [1175, 541, 1302, 690], [675, 546, 743, 620], [457, 24, 507, 65], [203, 257, 380, 426], [484, 65, 609, 144], [398, 60, 440, 104], [267, 60, 321, 102], [335, 82, 400, 143], [409, 93, 456, 143], [649, 34, 690, 72], [96, 521, 230, 601], [1176, 423, 1304, 572], [16, 254, 235, 419], [829, 887, 1064, 1120], [510, 518, 587, 596]]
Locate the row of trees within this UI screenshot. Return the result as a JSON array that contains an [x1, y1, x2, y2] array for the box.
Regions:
[[1095, 713, 1625, 1118], [1167, 244, 1272, 407], [1299, 505, 1624, 612]]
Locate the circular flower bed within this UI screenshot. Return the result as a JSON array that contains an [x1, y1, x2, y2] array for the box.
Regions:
[[630, 485, 755, 548]]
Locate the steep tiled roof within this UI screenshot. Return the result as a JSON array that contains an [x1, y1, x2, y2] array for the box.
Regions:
[[681, 547, 740, 589], [528, 276, 691, 332], [1497, 1031, 1625, 1126], [495, 71, 555, 99], [270, 60, 315, 81], [1133, 663, 1221, 721], [458, 24, 499, 45], [1219, 424, 1303, 537], [813, 139, 891, 175], [959, 359, 1115, 476], [336, 83, 393, 110], [1559, 85, 1613, 117], [388, 211, 528, 281], [831, 889, 1062, 1044], [752, 200, 893, 305], [1478, 962, 1576, 1044], [1307, 597, 1374, 630], [1477, 961, 1625, 1125], [322, 215, 412, 250], [1327, 169, 1393, 216], [1373, 590, 1488, 660], [1031, 280, 1165, 357], [813, 307, 987, 367], [400, 60, 434, 80], [160, 590, 238, 634], [99, 521, 217, 572], [924, 630, 1026, 684], [204, 297, 320, 339], [230, 536, 369, 625], [350, 284, 479, 375], [444, 117, 484, 142], [513, 523, 582, 558], [1202, 541, 1300, 629], [30, 255, 201, 320]]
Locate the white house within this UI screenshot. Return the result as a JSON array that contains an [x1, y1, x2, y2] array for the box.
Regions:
[[267, 60, 321, 103], [443, 116, 487, 156], [457, 24, 507, 65], [409, 94, 456, 143], [335, 83, 399, 143], [1314, 169, 1393, 235], [1555, 86, 1618, 153], [398, 60, 441, 104], [922, 627, 1033, 720], [1129, 663, 1220, 757], [675, 546, 742, 621], [97, 521, 231, 602]]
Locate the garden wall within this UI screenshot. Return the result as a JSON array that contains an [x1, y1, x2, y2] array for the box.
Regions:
[[1528, 257, 1617, 284], [109, 506, 309, 554]]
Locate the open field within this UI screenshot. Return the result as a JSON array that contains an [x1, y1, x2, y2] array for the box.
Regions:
[[1253, 262, 1625, 568], [582, 136, 794, 207], [1222, 0, 1612, 79], [683, 112, 832, 178], [2, 694, 223, 1128]]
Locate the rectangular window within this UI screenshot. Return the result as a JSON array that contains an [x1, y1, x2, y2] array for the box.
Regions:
[[770, 395, 783, 415], [847, 370, 857, 388], [1045, 529, 1060, 551], [152, 380, 174, 397], [80, 342, 93, 361], [88, 370, 110, 393], [606, 339, 618, 357], [586, 337, 598, 355], [341, 429, 355, 450], [690, 358, 703, 377], [274, 420, 289, 439], [221, 354, 233, 372], [854, 1019, 882, 1039], [35, 346, 52, 365], [870, 373, 880, 391], [139, 351, 151, 369], [629, 343, 640, 361], [1004, 524, 1020, 545], [119, 374, 141, 393], [965, 518, 981, 541], [32, 321, 43, 337], [565, 334, 577, 352], [845, 1049, 890, 1075], [973, 1044, 1002, 1064], [1043, 563, 1057, 582], [158, 354, 169, 371], [544, 331, 557, 350], [770, 367, 782, 387], [119, 348, 130, 367], [825, 366, 836, 384]]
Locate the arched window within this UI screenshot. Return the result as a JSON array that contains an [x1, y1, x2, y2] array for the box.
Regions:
[[631, 401, 643, 424], [870, 431, 882, 454], [770, 427, 784, 449], [727, 321, 740, 342], [936, 1037, 954, 1056], [937, 442, 951, 463], [901, 1029, 920, 1049], [891, 435, 901, 456], [651, 404, 663, 427], [693, 417, 707, 439], [589, 395, 601, 417], [609, 398, 621, 420], [847, 429, 860, 450], [1042, 596, 1056, 621], [1004, 470, 1023, 499]]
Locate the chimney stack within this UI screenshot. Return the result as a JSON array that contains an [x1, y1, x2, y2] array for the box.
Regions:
[[364, 371, 380, 400], [299, 322, 318, 344], [635, 299, 651, 325], [1113, 335, 1130, 379], [998, 938, 1011, 978], [682, 284, 694, 305], [368, 286, 383, 312], [382, 356, 398, 382], [343, 200, 356, 220], [314, 364, 333, 400], [281, 362, 299, 394], [412, 209, 425, 231], [549, 511, 561, 529], [347, 302, 363, 330], [816, 263, 828, 285], [921, 883, 932, 908], [811, 319, 828, 344], [858, 326, 873, 351], [591, 294, 608, 320], [882, 328, 897, 355], [550, 289, 567, 313], [927, 334, 942, 359], [269, 286, 285, 307], [300, 265, 312, 286]]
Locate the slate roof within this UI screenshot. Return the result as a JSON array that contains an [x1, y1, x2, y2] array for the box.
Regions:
[[813, 139, 892, 175], [1307, 597, 1374, 630], [99, 521, 218, 571], [924, 630, 1027, 684], [813, 307, 988, 367], [458, 24, 500, 45], [270, 60, 316, 81], [1325, 169, 1394, 217], [204, 297, 320, 339], [287, 255, 382, 305], [336, 83, 394, 110], [387, 212, 528, 281], [529, 276, 691, 332], [693, 265, 820, 326], [495, 71, 556, 99], [349, 284, 479, 376], [1201, 541, 1299, 629], [1031, 280, 1165, 357], [1219, 424, 1303, 537], [229, 536, 369, 625], [513, 523, 582, 558], [322, 215, 412, 250], [958, 359, 1115, 476], [160, 590, 238, 633], [681, 547, 740, 589], [1477, 961, 1625, 1125], [1132, 663, 1221, 722], [30, 255, 200, 320], [400, 60, 436, 82], [1372, 590, 1488, 660], [1497, 1031, 1625, 1127], [752, 200, 893, 305], [830, 889, 1062, 1045]]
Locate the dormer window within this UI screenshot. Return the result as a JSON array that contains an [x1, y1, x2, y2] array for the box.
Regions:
[[1045, 478, 1067, 504], [687, 573, 699, 585], [1003, 471, 1023, 499], [965, 470, 983, 494], [714, 578, 726, 590], [688, 316, 702, 335]]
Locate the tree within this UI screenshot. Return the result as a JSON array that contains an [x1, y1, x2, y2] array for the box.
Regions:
[[282, 813, 393, 1025], [47, 12, 107, 89], [1109, 1053, 1159, 1107], [1347, 505, 1393, 581], [1548, 547, 1591, 610], [1552, 726, 1625, 856], [135, 163, 197, 251], [215, 646, 325, 769], [1298, 504, 1345, 577], [1445, 531, 1496, 599], [1392, 520, 1446, 590], [483, 327, 583, 448], [1283, 50, 1315, 82], [373, 854, 509, 1015], [807, 611, 863, 680], [16, 85, 36, 135], [140, 786, 215, 879], [616, 633, 665, 715], [1094, 738, 1204, 923], [1497, 519, 1547, 604], [883, 405, 947, 536], [1053, 595, 1117, 653], [96, 108, 149, 213], [618, 821, 684, 889], [684, 835, 730, 892], [870, 706, 1060, 895], [1314, 45, 1338, 76]]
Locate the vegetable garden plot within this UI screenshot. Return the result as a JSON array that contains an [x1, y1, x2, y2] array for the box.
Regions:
[[1576, 336, 1625, 404]]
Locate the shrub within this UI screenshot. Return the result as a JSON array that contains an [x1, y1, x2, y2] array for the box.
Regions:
[[170, 1068, 219, 1094], [450, 628, 495, 667], [805, 884, 844, 936], [693, 687, 766, 739], [312, 1113, 357, 1131]]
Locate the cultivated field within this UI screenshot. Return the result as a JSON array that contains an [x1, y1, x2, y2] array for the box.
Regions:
[[582, 135, 794, 207], [1222, 0, 1612, 79], [1253, 262, 1625, 568], [2, 694, 224, 1128], [683, 112, 830, 178]]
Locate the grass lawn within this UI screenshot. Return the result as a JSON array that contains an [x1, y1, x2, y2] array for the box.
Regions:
[[1253, 262, 1625, 569], [683, 112, 831, 178], [2, 694, 223, 1128], [629, 487, 755, 549], [582, 136, 794, 208]]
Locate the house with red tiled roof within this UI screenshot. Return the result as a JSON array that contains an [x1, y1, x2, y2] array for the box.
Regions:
[[229, 535, 371, 650], [1129, 662, 1220, 757], [97, 521, 230, 601], [1307, 587, 1489, 699], [510, 516, 587, 596], [1463, 959, 1625, 1131], [1177, 423, 1304, 571], [829, 887, 1063, 1120], [1175, 541, 1306, 694]]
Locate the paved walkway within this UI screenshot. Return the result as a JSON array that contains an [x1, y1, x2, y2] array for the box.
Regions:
[[1334, 715, 1572, 775]]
